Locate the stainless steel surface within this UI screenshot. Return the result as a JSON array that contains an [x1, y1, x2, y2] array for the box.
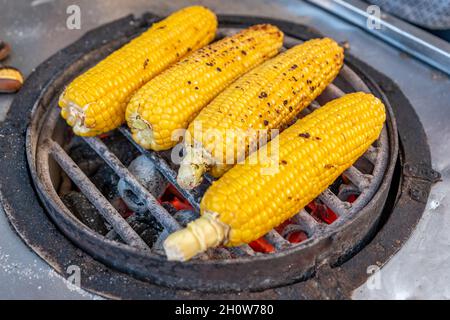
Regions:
[[0, 202, 97, 299], [0, 0, 449, 299], [306, 0, 450, 75]]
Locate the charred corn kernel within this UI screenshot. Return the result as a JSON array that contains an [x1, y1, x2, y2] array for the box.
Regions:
[[126, 24, 284, 151], [58, 6, 217, 136], [0, 67, 24, 93], [164, 92, 386, 261], [177, 38, 344, 189]]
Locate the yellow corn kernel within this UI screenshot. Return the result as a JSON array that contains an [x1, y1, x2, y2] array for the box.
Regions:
[[177, 38, 344, 189], [59, 6, 217, 136], [126, 24, 284, 151], [164, 92, 386, 261]]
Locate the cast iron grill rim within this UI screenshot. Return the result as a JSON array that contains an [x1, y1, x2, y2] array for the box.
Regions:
[[35, 37, 390, 261]]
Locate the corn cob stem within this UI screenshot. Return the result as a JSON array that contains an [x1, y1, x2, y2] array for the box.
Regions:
[[60, 101, 90, 135], [130, 116, 154, 148], [164, 212, 229, 261], [177, 144, 214, 189]]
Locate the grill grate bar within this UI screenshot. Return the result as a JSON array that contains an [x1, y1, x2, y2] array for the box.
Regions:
[[292, 209, 320, 235], [318, 189, 352, 217], [338, 184, 361, 201], [83, 137, 181, 233], [209, 248, 233, 259], [265, 230, 291, 249], [344, 166, 371, 190], [281, 224, 309, 240], [364, 145, 378, 164], [229, 245, 256, 256], [319, 83, 346, 101], [309, 100, 321, 110], [47, 139, 150, 251], [340, 65, 370, 93], [119, 127, 202, 211]]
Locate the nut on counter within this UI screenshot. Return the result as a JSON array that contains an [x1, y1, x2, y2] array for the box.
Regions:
[[0, 67, 24, 93], [0, 41, 11, 61]]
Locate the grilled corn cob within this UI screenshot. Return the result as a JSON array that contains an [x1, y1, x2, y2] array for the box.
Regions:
[[164, 92, 386, 261], [126, 24, 284, 151], [59, 6, 217, 136], [177, 38, 344, 189]]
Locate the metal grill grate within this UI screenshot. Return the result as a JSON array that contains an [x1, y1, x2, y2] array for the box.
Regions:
[[44, 55, 389, 260]]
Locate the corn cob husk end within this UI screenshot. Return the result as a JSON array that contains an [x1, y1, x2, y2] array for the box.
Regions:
[[127, 111, 159, 150], [58, 96, 99, 136], [164, 211, 229, 261], [177, 144, 214, 189]]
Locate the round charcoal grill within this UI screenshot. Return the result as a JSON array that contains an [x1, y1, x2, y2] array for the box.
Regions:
[[25, 15, 399, 292], [0, 12, 435, 300]]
